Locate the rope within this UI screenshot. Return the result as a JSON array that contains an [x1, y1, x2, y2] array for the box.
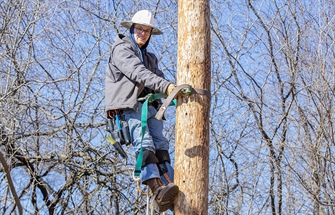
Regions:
[[136, 178, 149, 196], [133, 176, 154, 215]]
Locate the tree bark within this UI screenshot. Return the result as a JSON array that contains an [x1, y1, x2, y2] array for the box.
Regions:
[[175, 0, 211, 214]]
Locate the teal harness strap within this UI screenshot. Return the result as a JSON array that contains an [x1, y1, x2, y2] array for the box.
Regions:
[[133, 93, 167, 178]]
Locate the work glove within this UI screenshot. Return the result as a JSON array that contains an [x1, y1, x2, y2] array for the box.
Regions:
[[165, 84, 176, 96]]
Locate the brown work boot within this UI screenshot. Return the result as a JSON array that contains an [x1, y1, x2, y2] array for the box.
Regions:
[[145, 178, 179, 212]]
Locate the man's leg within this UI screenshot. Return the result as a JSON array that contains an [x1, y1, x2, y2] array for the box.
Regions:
[[147, 106, 175, 184], [123, 104, 179, 212]]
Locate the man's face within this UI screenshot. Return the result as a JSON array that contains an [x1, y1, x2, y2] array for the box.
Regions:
[[133, 24, 152, 47]]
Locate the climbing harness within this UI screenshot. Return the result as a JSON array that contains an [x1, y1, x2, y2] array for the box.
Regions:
[[106, 83, 210, 179], [134, 84, 210, 178], [133, 93, 167, 179], [106, 84, 210, 161], [106, 84, 209, 193]]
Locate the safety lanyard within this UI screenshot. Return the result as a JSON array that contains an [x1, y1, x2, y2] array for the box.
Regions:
[[133, 93, 167, 178]]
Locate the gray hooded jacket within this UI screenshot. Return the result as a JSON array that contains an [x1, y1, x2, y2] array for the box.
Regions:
[[105, 34, 171, 111]]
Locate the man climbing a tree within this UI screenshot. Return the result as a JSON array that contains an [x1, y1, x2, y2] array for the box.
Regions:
[[105, 10, 179, 212]]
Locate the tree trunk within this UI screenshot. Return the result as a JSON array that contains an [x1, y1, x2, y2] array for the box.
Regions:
[[174, 0, 211, 214]]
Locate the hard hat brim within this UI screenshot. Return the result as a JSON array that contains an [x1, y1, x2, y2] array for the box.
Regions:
[[121, 21, 163, 35]]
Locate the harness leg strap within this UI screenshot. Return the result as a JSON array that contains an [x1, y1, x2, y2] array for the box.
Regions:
[[137, 150, 159, 167], [156, 150, 171, 164], [156, 150, 171, 177]]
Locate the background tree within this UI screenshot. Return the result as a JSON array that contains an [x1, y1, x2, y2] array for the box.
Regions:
[[1, 0, 335, 214], [210, 0, 335, 214]]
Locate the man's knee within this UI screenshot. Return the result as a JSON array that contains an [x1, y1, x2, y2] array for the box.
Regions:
[[139, 150, 159, 167], [138, 150, 171, 175]]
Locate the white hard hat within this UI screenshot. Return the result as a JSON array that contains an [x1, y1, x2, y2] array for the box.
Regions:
[[121, 10, 163, 35]]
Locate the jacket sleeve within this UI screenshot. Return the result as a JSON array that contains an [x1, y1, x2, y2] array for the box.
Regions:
[[112, 43, 171, 94]]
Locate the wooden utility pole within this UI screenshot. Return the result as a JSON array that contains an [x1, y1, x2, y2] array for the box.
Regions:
[[174, 0, 211, 214]]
